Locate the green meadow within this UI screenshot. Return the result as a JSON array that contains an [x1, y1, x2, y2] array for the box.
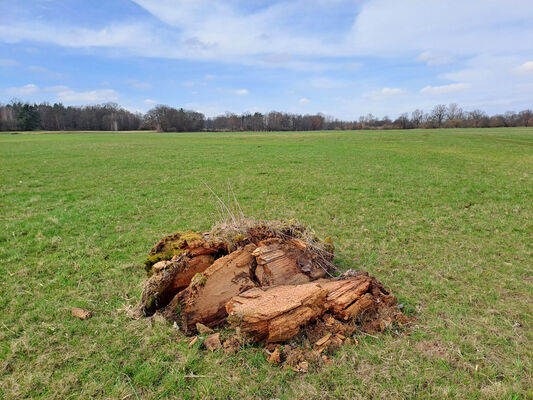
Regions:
[[0, 128, 532, 399]]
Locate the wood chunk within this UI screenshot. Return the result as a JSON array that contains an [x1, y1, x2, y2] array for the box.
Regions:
[[226, 275, 400, 342], [314, 333, 332, 347], [322, 354, 334, 366], [196, 322, 214, 335], [71, 307, 92, 320], [141, 253, 215, 315], [267, 347, 282, 365], [252, 238, 326, 286], [203, 333, 222, 351], [320, 277, 372, 317], [342, 292, 377, 321], [226, 282, 328, 342], [178, 244, 258, 334]]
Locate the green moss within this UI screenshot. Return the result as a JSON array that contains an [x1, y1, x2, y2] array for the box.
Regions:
[[233, 233, 245, 242], [190, 273, 207, 287], [323, 236, 335, 253], [226, 313, 242, 326], [144, 230, 203, 272], [144, 296, 156, 313]]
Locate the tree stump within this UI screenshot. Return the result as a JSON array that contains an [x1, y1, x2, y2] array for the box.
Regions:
[[140, 254, 216, 315], [177, 244, 258, 334], [226, 283, 328, 342], [252, 238, 327, 286], [226, 275, 399, 342]]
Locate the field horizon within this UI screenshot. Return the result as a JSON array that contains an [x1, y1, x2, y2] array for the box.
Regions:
[[1, 128, 531, 399]]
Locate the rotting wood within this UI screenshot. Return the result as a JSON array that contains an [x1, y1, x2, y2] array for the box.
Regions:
[[140, 253, 215, 315], [177, 244, 258, 334], [226, 282, 328, 342], [136, 220, 407, 353], [252, 238, 327, 286], [226, 275, 400, 342]]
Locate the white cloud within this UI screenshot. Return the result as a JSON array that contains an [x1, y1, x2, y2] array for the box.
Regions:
[[233, 89, 248, 95], [44, 86, 120, 103], [416, 51, 455, 66], [309, 77, 345, 89], [513, 61, 533, 74], [420, 83, 471, 95], [128, 79, 152, 90], [4, 83, 39, 95], [299, 97, 310, 104], [1, 0, 532, 67], [27, 65, 47, 72], [380, 87, 405, 96], [364, 87, 406, 101], [0, 58, 19, 67], [350, 0, 533, 56], [144, 99, 157, 104], [204, 74, 215, 80]]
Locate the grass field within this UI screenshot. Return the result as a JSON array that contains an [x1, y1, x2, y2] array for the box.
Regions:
[[1, 128, 532, 399]]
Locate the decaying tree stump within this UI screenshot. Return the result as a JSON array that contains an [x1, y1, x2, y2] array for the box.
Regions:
[[168, 236, 335, 333], [177, 244, 258, 334], [226, 283, 328, 342], [226, 275, 399, 342], [140, 232, 226, 315], [253, 238, 327, 285], [137, 220, 405, 345], [141, 254, 216, 315]]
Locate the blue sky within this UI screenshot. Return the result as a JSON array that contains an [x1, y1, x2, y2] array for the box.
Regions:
[[1, 0, 532, 119]]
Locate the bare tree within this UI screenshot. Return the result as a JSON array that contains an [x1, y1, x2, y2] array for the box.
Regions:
[[410, 109, 424, 128], [502, 111, 517, 127], [394, 113, 410, 129], [431, 104, 447, 128], [467, 110, 489, 128], [517, 109, 533, 126]]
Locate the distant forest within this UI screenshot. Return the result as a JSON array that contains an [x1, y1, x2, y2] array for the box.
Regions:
[[0, 100, 532, 132]]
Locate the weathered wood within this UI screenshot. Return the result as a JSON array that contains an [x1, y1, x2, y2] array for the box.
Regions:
[[320, 277, 372, 317], [226, 276, 397, 342], [226, 282, 328, 342], [178, 244, 258, 334], [141, 254, 215, 315], [252, 238, 327, 286]]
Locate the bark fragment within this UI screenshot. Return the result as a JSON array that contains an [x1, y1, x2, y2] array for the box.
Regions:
[[226, 276, 401, 342], [252, 238, 327, 286], [140, 253, 215, 315], [71, 307, 92, 320], [226, 282, 328, 342], [177, 244, 258, 334], [203, 333, 222, 351]]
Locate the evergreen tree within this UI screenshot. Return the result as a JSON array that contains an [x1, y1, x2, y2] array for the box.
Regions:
[[17, 104, 40, 131]]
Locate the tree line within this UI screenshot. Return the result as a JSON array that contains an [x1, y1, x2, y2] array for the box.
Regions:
[[0, 101, 141, 131], [1, 100, 531, 132]]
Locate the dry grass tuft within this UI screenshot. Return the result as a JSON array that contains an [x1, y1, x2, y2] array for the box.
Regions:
[[205, 182, 337, 275]]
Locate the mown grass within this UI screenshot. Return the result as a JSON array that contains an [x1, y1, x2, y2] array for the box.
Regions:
[[0, 128, 532, 399]]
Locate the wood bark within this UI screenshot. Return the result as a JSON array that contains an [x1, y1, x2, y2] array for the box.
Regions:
[[177, 244, 258, 334], [252, 238, 326, 286], [171, 238, 330, 333], [140, 254, 215, 315], [226, 276, 397, 342], [226, 283, 328, 342]]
